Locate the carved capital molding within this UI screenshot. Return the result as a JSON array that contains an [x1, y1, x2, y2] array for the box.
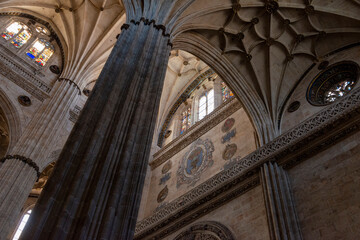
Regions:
[[135, 86, 360, 239], [58, 78, 81, 95], [150, 98, 241, 169], [0, 155, 40, 179], [121, 18, 173, 47]]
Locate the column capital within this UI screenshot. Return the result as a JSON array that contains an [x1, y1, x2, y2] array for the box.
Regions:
[[0, 155, 40, 179]]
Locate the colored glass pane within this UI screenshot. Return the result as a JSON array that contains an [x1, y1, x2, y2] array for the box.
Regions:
[[35, 26, 49, 35], [26, 40, 45, 59], [180, 107, 191, 134], [11, 29, 31, 48], [221, 82, 234, 102], [1, 22, 23, 40], [35, 47, 54, 66]]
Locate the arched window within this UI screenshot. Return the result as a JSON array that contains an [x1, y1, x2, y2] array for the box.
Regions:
[[26, 39, 54, 66], [199, 89, 214, 120], [12, 209, 32, 240], [180, 107, 191, 134], [1, 22, 32, 48], [221, 81, 234, 102]]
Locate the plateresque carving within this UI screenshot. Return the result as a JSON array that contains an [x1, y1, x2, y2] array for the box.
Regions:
[[177, 138, 214, 188]]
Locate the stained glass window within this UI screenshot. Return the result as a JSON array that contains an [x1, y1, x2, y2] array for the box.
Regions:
[[221, 82, 234, 102], [11, 28, 31, 48], [26, 39, 54, 66], [180, 107, 191, 134], [198, 89, 215, 121], [12, 209, 32, 240], [2, 22, 23, 40], [2, 22, 32, 48]]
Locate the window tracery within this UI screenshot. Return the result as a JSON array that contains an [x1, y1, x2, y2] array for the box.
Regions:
[[2, 22, 32, 48], [26, 39, 54, 66], [1, 20, 55, 67]]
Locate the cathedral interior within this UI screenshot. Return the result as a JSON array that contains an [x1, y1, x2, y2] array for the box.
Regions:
[[0, 0, 359, 239]]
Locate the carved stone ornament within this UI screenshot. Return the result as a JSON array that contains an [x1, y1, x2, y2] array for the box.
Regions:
[[287, 101, 300, 113], [159, 172, 171, 185], [18, 95, 32, 106], [221, 128, 236, 143], [82, 88, 91, 97], [221, 118, 235, 132], [157, 185, 168, 203], [164, 130, 172, 138], [222, 144, 237, 160], [49, 65, 61, 74], [161, 160, 172, 174], [174, 221, 235, 240], [177, 138, 214, 188]]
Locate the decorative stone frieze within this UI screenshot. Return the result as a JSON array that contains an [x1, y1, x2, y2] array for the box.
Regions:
[[135, 86, 360, 239], [0, 43, 51, 101]]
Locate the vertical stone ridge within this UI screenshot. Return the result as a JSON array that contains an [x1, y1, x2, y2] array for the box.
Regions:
[[261, 162, 302, 240]]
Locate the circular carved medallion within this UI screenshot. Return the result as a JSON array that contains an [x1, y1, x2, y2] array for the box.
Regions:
[[18, 95, 31, 107], [222, 144, 237, 160], [157, 185, 168, 203], [161, 161, 172, 174], [177, 139, 214, 187], [49, 65, 61, 74], [287, 101, 300, 113], [164, 130, 172, 139], [306, 61, 359, 106], [221, 118, 235, 132]]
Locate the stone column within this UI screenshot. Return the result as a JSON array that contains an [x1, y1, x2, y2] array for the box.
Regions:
[[0, 80, 80, 238], [21, 13, 173, 240], [260, 162, 302, 240]]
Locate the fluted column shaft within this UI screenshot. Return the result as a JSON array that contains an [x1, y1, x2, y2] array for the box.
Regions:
[[261, 162, 302, 240], [0, 80, 80, 238], [21, 19, 171, 240]]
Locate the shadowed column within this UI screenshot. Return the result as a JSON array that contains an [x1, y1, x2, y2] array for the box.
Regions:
[[261, 162, 302, 240], [21, 9, 176, 240]]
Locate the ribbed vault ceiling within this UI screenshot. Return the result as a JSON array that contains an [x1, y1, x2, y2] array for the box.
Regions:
[[0, 0, 126, 87], [173, 0, 360, 136]]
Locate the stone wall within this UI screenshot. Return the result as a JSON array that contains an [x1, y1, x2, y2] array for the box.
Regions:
[[142, 103, 257, 218], [165, 185, 269, 240], [289, 131, 360, 239]]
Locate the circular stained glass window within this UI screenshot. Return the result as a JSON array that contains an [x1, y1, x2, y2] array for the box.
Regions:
[[306, 61, 359, 106]]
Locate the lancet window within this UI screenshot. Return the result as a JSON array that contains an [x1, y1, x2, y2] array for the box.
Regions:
[[199, 89, 214, 120], [12, 209, 32, 240]]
